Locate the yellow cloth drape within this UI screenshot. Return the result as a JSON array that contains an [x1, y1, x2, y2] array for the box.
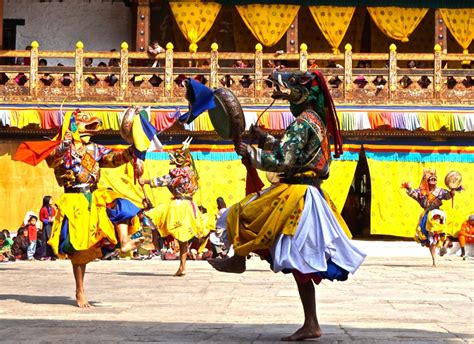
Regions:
[[169, 1, 222, 44], [321, 158, 360, 213], [367, 7, 428, 42], [236, 4, 300, 47], [367, 159, 473, 238], [440, 9, 474, 53], [309, 6, 356, 54]]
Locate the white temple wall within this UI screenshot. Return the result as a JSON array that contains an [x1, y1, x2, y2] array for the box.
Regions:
[[3, 0, 132, 65]]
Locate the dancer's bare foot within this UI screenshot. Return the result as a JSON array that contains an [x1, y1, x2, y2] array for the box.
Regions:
[[120, 237, 145, 254], [208, 255, 246, 273], [281, 325, 322, 341], [76, 290, 90, 308], [173, 270, 186, 277]]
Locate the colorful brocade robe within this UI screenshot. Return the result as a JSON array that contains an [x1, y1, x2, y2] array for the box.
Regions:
[[249, 109, 331, 182], [46, 141, 134, 188], [406, 187, 453, 211], [150, 166, 198, 199]]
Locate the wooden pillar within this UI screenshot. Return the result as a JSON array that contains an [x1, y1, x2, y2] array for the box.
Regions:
[[434, 9, 447, 54], [0, 0, 3, 49], [286, 15, 298, 53], [136, 0, 151, 52]]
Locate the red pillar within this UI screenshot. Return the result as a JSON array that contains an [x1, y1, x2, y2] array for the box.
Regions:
[[136, 0, 151, 52]]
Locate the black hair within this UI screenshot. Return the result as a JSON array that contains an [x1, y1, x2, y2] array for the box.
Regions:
[[0, 232, 5, 241], [216, 197, 226, 210], [42, 195, 52, 208], [2, 229, 10, 237], [29, 215, 38, 222]]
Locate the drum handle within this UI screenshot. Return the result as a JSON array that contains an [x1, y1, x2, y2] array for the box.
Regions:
[[255, 99, 276, 127]]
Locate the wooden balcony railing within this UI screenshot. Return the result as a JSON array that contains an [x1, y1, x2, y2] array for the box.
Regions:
[[0, 41, 473, 105]]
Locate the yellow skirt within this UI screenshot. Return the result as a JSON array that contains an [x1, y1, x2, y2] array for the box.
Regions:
[[48, 188, 136, 264], [227, 184, 352, 257], [149, 199, 204, 243]]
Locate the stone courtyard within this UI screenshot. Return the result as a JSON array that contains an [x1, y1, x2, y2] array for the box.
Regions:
[[0, 241, 472, 343]]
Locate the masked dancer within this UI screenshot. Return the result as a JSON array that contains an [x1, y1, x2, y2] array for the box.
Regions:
[[209, 71, 366, 341]]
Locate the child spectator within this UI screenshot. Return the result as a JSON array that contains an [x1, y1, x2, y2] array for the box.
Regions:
[[12, 227, 29, 260], [2, 229, 14, 249], [26, 215, 38, 261], [147, 41, 164, 67], [38, 195, 56, 260], [0, 232, 15, 262]]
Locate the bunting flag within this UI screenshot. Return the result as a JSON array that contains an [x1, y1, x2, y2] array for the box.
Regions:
[[132, 110, 163, 160], [180, 78, 216, 124]]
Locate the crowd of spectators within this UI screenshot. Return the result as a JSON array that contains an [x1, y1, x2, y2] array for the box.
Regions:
[[1, 196, 233, 263]]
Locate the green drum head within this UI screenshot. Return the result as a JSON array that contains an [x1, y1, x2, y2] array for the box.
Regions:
[[208, 88, 245, 140]]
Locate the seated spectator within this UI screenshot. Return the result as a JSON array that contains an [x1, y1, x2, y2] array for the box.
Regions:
[[58, 63, 73, 86], [39, 59, 54, 86], [220, 74, 235, 88], [373, 75, 387, 94], [0, 231, 16, 262], [328, 75, 342, 88], [407, 60, 417, 69], [308, 58, 318, 70], [12, 227, 29, 260], [327, 60, 344, 69], [187, 237, 213, 261], [84, 58, 99, 86], [458, 214, 474, 258], [400, 75, 413, 88], [354, 74, 368, 88], [161, 236, 179, 260], [174, 74, 187, 87], [194, 74, 208, 85], [14, 45, 31, 86], [2, 229, 14, 249], [106, 50, 119, 86]]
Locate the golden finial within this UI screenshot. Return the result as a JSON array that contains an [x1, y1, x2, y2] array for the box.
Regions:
[[345, 43, 352, 51], [121, 42, 129, 50], [76, 41, 84, 49], [300, 43, 308, 52], [31, 41, 39, 49], [389, 44, 397, 52], [166, 42, 174, 50], [211, 43, 218, 52], [255, 43, 263, 52]]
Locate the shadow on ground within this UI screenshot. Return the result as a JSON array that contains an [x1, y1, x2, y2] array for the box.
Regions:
[[0, 294, 98, 306], [0, 319, 469, 343]]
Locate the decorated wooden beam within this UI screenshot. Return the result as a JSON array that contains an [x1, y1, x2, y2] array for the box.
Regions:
[[136, 0, 151, 52]]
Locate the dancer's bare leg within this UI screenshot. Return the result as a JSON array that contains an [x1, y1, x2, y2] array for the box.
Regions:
[[208, 254, 246, 273], [174, 241, 188, 276], [73, 264, 90, 308], [429, 244, 437, 267], [281, 275, 322, 341], [116, 223, 144, 254]]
